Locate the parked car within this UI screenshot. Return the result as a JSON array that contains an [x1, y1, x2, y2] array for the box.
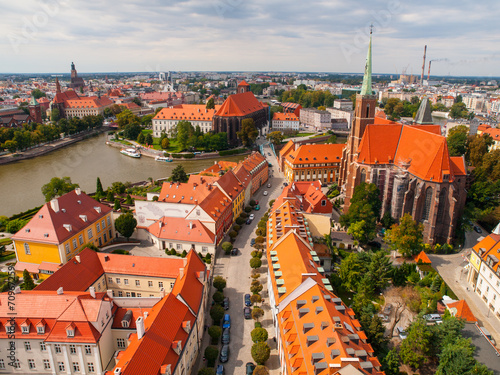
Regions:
[[244, 306, 252, 319], [222, 328, 230, 344], [249, 214, 255, 221], [219, 344, 230, 363], [423, 314, 442, 323], [231, 248, 238, 256], [222, 314, 231, 329], [268, 162, 272, 167], [244, 293, 252, 306], [216, 365, 224, 375], [263, 191, 268, 196], [250, 238, 256, 246], [255, 205, 260, 211], [223, 297, 229, 310], [246, 218, 251, 225], [267, 183, 271, 188], [474, 225, 482, 233], [397, 327, 407, 340], [246, 363, 256, 375]]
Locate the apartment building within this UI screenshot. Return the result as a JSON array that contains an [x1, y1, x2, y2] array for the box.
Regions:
[[299, 108, 331, 130], [152, 104, 221, 137], [272, 113, 300, 131]]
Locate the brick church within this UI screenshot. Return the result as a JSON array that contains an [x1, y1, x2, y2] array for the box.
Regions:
[[339, 34, 467, 245], [212, 81, 268, 146]]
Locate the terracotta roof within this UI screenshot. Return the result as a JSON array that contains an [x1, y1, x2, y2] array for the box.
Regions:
[[272, 181, 331, 214], [414, 251, 431, 264], [285, 144, 345, 166], [473, 234, 500, 274], [12, 190, 112, 245], [446, 300, 477, 322], [450, 156, 467, 176], [215, 170, 245, 200], [273, 113, 300, 121], [188, 174, 218, 185], [158, 181, 215, 204], [233, 164, 252, 188], [240, 152, 267, 175], [52, 89, 80, 104], [198, 187, 232, 221], [238, 80, 250, 87], [200, 161, 238, 176], [66, 96, 113, 109], [279, 140, 296, 158], [148, 217, 215, 244], [112, 307, 152, 329], [215, 91, 265, 117], [153, 104, 220, 122]]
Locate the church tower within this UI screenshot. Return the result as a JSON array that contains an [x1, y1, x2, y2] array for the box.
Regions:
[[28, 96, 42, 124], [339, 30, 377, 212], [237, 80, 250, 94]]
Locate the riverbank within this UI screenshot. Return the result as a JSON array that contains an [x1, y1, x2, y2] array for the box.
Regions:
[[0, 127, 110, 165]]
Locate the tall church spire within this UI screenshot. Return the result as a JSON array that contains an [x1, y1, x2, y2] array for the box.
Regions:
[[360, 27, 373, 96]]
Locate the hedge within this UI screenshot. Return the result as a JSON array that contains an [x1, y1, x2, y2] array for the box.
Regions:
[[218, 148, 248, 156]]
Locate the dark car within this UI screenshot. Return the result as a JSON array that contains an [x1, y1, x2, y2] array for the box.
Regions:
[[246, 218, 252, 225], [222, 328, 230, 344], [216, 365, 224, 375], [244, 293, 252, 307], [244, 306, 252, 319], [367, 241, 382, 249], [255, 205, 260, 211], [222, 314, 231, 329], [474, 226, 482, 233], [219, 344, 230, 363], [250, 238, 256, 246], [231, 248, 238, 256], [223, 297, 229, 310], [246, 362, 256, 375]]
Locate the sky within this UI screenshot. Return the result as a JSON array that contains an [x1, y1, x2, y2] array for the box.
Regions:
[[1, 0, 499, 76]]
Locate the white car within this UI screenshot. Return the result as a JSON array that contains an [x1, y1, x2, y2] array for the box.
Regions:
[[249, 214, 255, 221], [263, 191, 268, 196]]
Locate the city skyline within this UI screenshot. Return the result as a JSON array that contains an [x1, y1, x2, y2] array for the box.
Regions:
[[1, 1, 500, 76]]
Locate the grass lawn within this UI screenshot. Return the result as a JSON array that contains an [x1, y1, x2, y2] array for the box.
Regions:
[[139, 130, 185, 153], [0, 238, 12, 246], [0, 251, 16, 262]]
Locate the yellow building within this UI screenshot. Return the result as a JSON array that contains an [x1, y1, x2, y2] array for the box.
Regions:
[[214, 170, 246, 222], [12, 189, 114, 280]]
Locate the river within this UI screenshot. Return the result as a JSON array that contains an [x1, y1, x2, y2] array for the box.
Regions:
[[0, 133, 246, 217]]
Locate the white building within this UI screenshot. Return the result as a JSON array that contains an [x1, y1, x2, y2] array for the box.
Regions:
[[271, 112, 300, 131], [326, 107, 353, 130], [299, 108, 331, 130], [152, 104, 221, 137]]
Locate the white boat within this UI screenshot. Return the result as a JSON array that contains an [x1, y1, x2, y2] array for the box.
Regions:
[[155, 155, 173, 162], [120, 148, 141, 158]]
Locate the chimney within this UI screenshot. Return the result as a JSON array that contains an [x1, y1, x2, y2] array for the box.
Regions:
[[75, 188, 81, 195], [179, 268, 185, 279], [107, 289, 113, 298], [14, 286, 21, 294], [144, 311, 149, 319], [189, 221, 193, 229], [89, 286, 96, 298], [183, 258, 188, 266], [159, 288, 165, 298], [57, 287, 63, 295], [50, 198, 60, 213], [136, 316, 145, 339], [114, 368, 122, 375], [75, 255, 81, 263]]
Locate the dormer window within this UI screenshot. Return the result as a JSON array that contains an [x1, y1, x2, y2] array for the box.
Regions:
[[79, 215, 87, 222], [66, 328, 75, 337], [37, 326, 45, 334], [22, 325, 30, 334]]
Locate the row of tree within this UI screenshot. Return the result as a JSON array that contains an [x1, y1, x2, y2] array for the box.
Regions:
[[280, 87, 338, 108]]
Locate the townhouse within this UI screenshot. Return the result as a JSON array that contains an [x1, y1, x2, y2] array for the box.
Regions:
[[272, 113, 300, 132], [235, 151, 269, 195], [272, 181, 333, 214], [152, 104, 221, 137]]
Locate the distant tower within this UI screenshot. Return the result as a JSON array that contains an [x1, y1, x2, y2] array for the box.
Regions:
[[339, 27, 377, 212], [28, 96, 42, 123], [55, 77, 61, 94], [158, 72, 166, 81], [69, 62, 85, 90], [237, 80, 250, 94]]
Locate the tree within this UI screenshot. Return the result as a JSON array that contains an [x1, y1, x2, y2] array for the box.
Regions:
[[114, 213, 137, 240], [50, 108, 60, 122], [113, 199, 121, 211], [106, 189, 115, 202], [250, 294, 262, 304], [386, 213, 424, 257], [206, 98, 215, 109], [208, 325, 222, 342], [22, 269, 35, 290], [137, 132, 145, 144], [253, 366, 269, 375], [449, 102, 472, 119], [382, 349, 401, 375], [176, 120, 194, 150], [213, 276, 226, 292], [123, 123, 142, 140], [204, 346, 219, 367], [251, 327, 268, 343], [399, 318, 432, 369], [210, 304, 224, 324], [327, 134, 337, 144], [198, 368, 215, 375], [125, 194, 133, 205], [222, 242, 233, 255], [96, 177, 104, 197], [117, 109, 140, 128], [266, 131, 284, 146], [251, 342, 270, 365], [447, 125, 468, 156], [6, 219, 28, 234], [250, 257, 262, 269], [31, 89, 46, 99], [212, 291, 224, 304], [171, 165, 188, 183], [3, 140, 17, 153], [145, 133, 153, 146], [161, 137, 170, 149], [237, 118, 258, 147], [41, 177, 79, 202], [467, 134, 492, 167], [251, 284, 263, 294]]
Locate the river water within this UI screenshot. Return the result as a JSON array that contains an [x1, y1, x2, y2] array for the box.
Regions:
[[0, 133, 245, 217]]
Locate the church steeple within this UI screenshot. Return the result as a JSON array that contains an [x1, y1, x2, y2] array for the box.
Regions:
[[360, 27, 373, 96], [55, 77, 61, 94]]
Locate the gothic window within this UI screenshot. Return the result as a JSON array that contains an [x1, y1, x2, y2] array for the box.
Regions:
[[436, 188, 447, 224], [421, 187, 433, 222], [366, 104, 370, 118], [360, 169, 366, 184]]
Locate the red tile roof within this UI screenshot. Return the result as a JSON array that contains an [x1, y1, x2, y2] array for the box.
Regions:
[[112, 307, 152, 329], [148, 217, 215, 244], [215, 170, 245, 200], [414, 251, 431, 264], [12, 190, 112, 245], [215, 91, 265, 117], [273, 113, 300, 121], [285, 143, 345, 166], [238, 80, 250, 87], [446, 300, 477, 323], [66, 96, 113, 109], [153, 104, 220, 122]]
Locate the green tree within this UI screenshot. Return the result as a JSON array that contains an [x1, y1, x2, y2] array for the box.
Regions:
[[112, 181, 126, 194], [123, 123, 142, 140], [251, 327, 268, 343], [96, 177, 104, 197], [116, 109, 140, 128], [447, 125, 468, 156], [206, 98, 215, 109], [176, 120, 194, 150], [253, 366, 269, 375], [106, 189, 114, 202], [237, 118, 258, 146], [198, 368, 215, 375], [251, 284, 263, 294], [327, 134, 337, 144], [386, 213, 424, 257], [161, 137, 170, 149], [212, 291, 224, 304], [113, 199, 121, 211], [41, 177, 79, 202], [399, 319, 432, 369], [222, 242, 233, 255], [382, 349, 400, 375], [22, 269, 35, 290], [31, 89, 46, 99], [50, 108, 60, 122], [6, 219, 29, 234], [114, 213, 137, 240], [210, 304, 224, 324], [145, 133, 153, 146], [125, 194, 133, 205], [251, 342, 271, 365], [208, 325, 222, 342], [266, 131, 284, 146], [137, 132, 145, 144], [204, 346, 219, 367], [250, 257, 262, 269], [449, 102, 471, 119], [467, 134, 492, 167], [213, 276, 227, 292], [3, 140, 18, 153], [171, 165, 188, 183]]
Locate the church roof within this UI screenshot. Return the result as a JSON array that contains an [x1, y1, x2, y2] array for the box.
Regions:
[[238, 80, 250, 87], [29, 96, 39, 106], [357, 124, 465, 183], [360, 34, 372, 96], [414, 97, 434, 125], [215, 91, 265, 117]]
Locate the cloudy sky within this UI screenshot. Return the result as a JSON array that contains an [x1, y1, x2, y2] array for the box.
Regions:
[[1, 0, 499, 76]]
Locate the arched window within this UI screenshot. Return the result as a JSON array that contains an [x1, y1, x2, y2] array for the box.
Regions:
[[24, 243, 30, 255], [360, 169, 366, 184], [404, 190, 414, 215], [366, 104, 370, 118], [436, 188, 448, 224], [422, 187, 433, 222]]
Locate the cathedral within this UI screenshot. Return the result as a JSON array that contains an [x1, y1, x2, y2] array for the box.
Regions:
[[339, 34, 467, 245], [68, 62, 85, 90]]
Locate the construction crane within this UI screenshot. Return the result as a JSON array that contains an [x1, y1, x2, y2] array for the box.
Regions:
[[421, 45, 427, 85]]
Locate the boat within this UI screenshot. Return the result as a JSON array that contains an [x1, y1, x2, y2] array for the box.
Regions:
[[120, 148, 141, 158], [155, 155, 173, 162]]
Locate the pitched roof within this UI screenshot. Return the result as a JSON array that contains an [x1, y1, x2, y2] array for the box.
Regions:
[[215, 170, 245, 200], [414, 251, 431, 264], [446, 300, 477, 322], [148, 217, 215, 244], [153, 104, 221, 122], [215, 91, 265, 117], [158, 181, 215, 204], [66, 96, 113, 109], [200, 161, 238, 176], [285, 144, 345, 166], [473, 234, 500, 274], [198, 187, 232, 221], [273, 113, 300, 121], [12, 190, 112, 245], [238, 80, 250, 87], [279, 140, 296, 159], [171, 250, 206, 314], [414, 97, 434, 125]]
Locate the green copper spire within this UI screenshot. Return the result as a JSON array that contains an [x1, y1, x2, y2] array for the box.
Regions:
[[360, 29, 373, 96]]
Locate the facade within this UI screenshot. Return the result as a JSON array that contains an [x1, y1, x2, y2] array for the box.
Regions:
[[213, 170, 246, 221], [12, 189, 114, 280], [299, 108, 331, 130], [266, 200, 384, 375], [278, 140, 296, 172], [284, 143, 345, 185], [236, 152, 269, 195], [272, 112, 300, 131], [64, 96, 113, 119], [333, 99, 354, 111], [477, 124, 500, 151], [152, 104, 221, 137], [467, 234, 500, 321], [327, 107, 353, 130], [339, 35, 467, 245], [212, 82, 268, 146]]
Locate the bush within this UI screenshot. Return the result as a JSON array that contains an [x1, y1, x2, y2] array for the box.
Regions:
[[245, 207, 252, 213], [198, 368, 215, 375], [253, 366, 269, 375], [250, 257, 262, 269], [255, 227, 266, 237], [251, 327, 269, 343], [204, 346, 219, 367], [236, 217, 246, 225], [222, 242, 233, 255], [210, 305, 224, 325], [233, 224, 241, 232], [251, 250, 263, 259], [213, 276, 227, 292], [229, 230, 238, 239], [251, 284, 263, 294], [251, 294, 262, 305], [251, 273, 261, 279], [251, 342, 270, 365], [268, 199, 275, 208], [254, 321, 262, 328], [181, 250, 188, 258], [208, 325, 222, 343], [250, 199, 256, 207], [251, 279, 261, 287], [111, 249, 130, 255], [239, 212, 248, 219], [212, 291, 224, 304]]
